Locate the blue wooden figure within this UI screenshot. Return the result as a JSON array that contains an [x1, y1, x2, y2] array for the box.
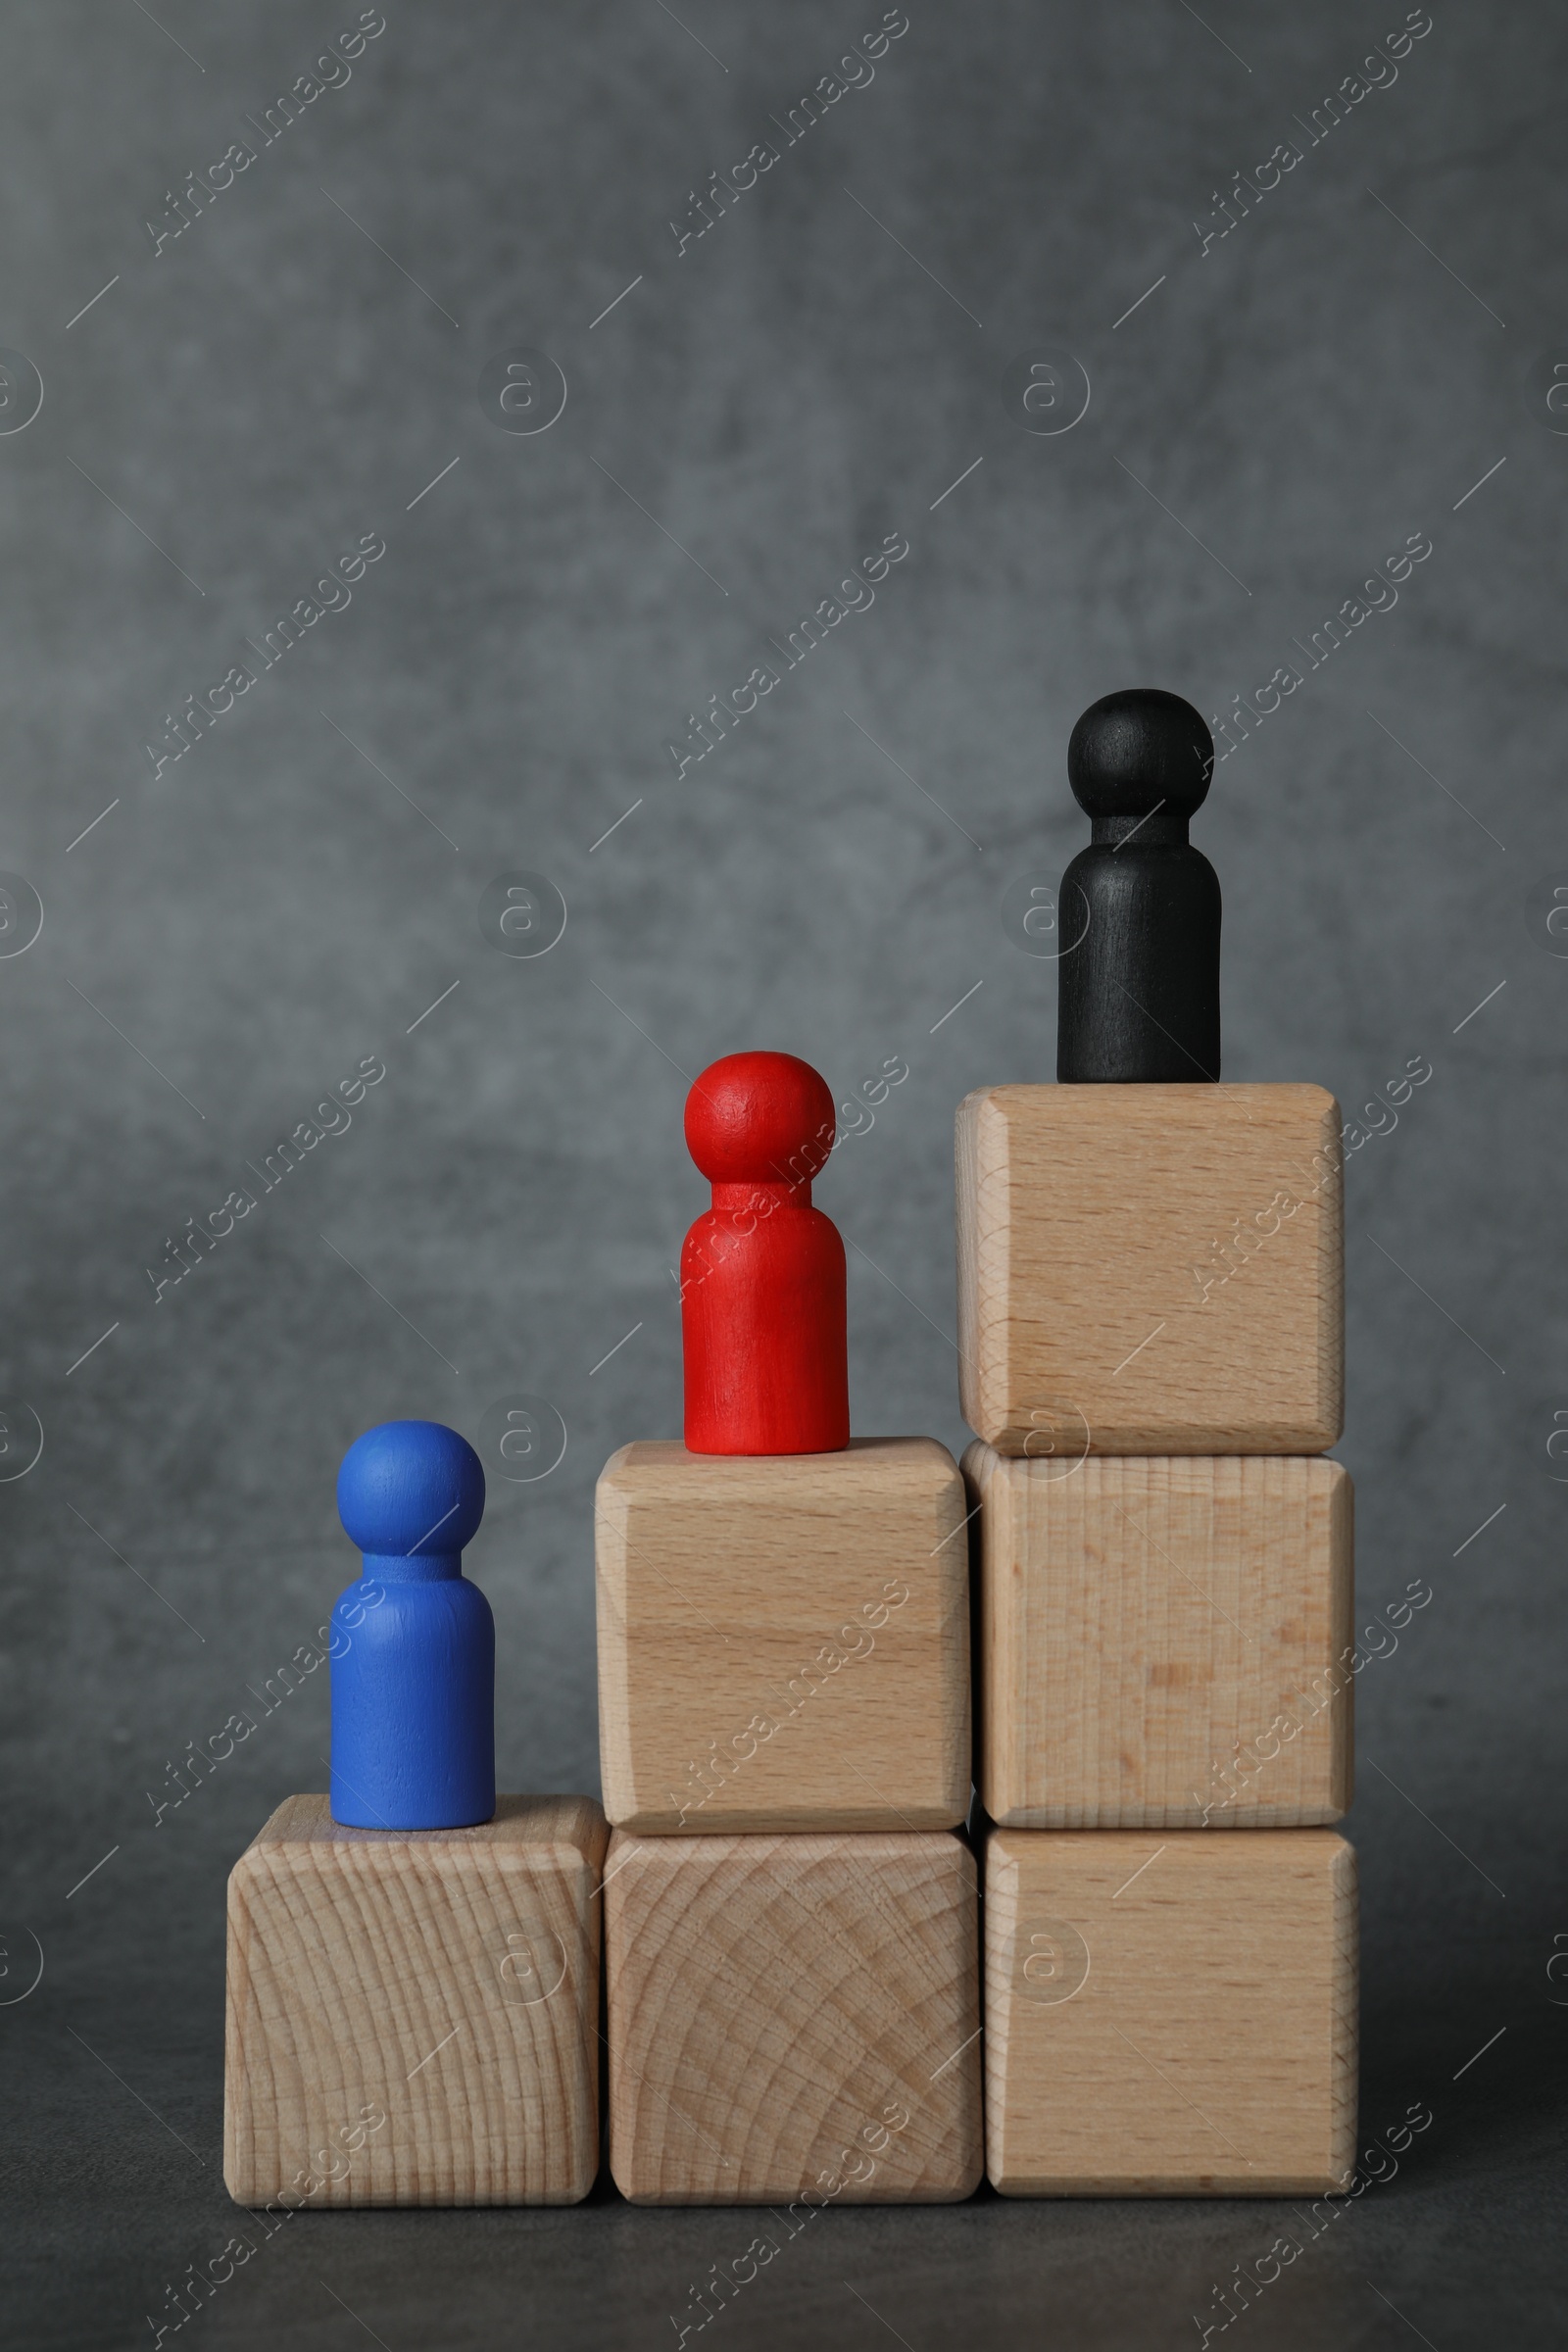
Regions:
[[330, 1420, 495, 1830]]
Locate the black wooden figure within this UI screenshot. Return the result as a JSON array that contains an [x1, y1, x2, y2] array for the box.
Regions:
[[1055, 688, 1221, 1083]]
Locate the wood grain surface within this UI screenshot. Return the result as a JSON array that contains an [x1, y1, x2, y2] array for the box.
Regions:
[[595, 1439, 969, 1833], [605, 1829, 982, 2203], [967, 1445, 1353, 1828], [985, 1828, 1357, 2195], [224, 1793, 608, 2207], [956, 1082, 1344, 1454]]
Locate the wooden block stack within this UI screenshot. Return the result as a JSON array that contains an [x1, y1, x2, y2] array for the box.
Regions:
[[956, 690, 1358, 2196], [221, 686, 1359, 2218], [595, 1052, 983, 2203]]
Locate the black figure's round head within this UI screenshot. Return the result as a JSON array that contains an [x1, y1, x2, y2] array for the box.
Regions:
[[1067, 690, 1214, 823]]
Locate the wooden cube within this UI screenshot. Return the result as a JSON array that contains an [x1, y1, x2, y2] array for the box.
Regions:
[[956, 1083, 1343, 1453], [605, 1829, 982, 2202], [224, 1794, 607, 2207], [968, 1445, 1352, 1828], [595, 1439, 969, 1833], [985, 1829, 1356, 2194]]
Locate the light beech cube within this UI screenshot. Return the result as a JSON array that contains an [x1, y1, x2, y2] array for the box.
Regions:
[[985, 1828, 1357, 2195], [595, 1439, 969, 1833], [956, 1083, 1343, 1453], [224, 1795, 607, 2207], [605, 1829, 982, 2203], [968, 1445, 1353, 1828]]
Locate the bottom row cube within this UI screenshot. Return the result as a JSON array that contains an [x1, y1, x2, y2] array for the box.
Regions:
[[224, 1794, 609, 2206], [604, 1829, 983, 2202], [224, 1804, 1355, 2206], [986, 1828, 1357, 2196]]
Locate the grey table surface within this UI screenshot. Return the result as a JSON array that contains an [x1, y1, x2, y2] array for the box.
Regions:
[[3, 1, 1566, 2344]]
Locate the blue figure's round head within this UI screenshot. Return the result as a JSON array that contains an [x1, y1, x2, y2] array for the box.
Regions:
[[337, 1421, 486, 1559]]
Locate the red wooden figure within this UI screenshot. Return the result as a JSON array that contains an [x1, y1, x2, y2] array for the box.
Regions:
[[681, 1052, 851, 1455]]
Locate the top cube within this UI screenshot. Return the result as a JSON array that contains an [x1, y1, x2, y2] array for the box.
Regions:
[[956, 1082, 1343, 1455]]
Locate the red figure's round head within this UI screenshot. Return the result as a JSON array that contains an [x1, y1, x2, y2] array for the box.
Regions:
[[684, 1053, 836, 1187]]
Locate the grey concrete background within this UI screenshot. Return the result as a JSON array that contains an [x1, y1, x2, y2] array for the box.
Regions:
[[2, 0, 1565, 2343]]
